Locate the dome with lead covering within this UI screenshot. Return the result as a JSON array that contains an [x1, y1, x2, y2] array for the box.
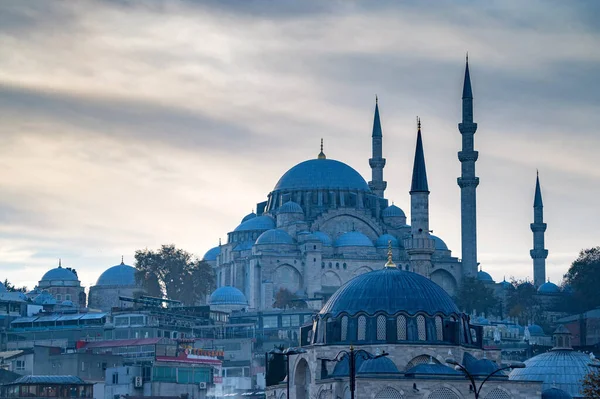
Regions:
[[335, 231, 374, 248], [478, 270, 494, 283], [203, 246, 221, 261], [278, 201, 303, 214], [209, 286, 248, 306], [430, 235, 448, 251], [376, 234, 399, 248], [41, 267, 78, 282], [357, 356, 400, 375], [382, 204, 405, 218], [234, 215, 276, 232], [273, 159, 370, 192], [241, 212, 257, 223], [542, 388, 572, 399], [538, 281, 561, 294], [312, 231, 332, 246], [255, 229, 295, 245], [96, 263, 137, 287]]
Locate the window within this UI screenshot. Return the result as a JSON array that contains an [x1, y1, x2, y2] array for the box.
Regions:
[[81, 361, 85, 371], [282, 315, 300, 327], [114, 317, 129, 327], [56, 294, 62, 301], [396, 316, 407, 340], [435, 316, 444, 341], [112, 373, 119, 384], [429, 387, 460, 399], [262, 316, 278, 328], [417, 315, 426, 341], [376, 315, 386, 340], [129, 316, 144, 325], [484, 388, 511, 399], [14, 360, 25, 371], [343, 263, 347, 269], [341, 316, 348, 341], [65, 294, 71, 301], [357, 316, 366, 341]]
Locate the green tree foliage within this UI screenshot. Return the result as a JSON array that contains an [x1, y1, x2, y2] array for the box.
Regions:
[[134, 245, 215, 306], [564, 247, 600, 312], [272, 287, 307, 309], [453, 277, 499, 316], [507, 278, 540, 325], [2, 279, 27, 293], [583, 368, 600, 398]]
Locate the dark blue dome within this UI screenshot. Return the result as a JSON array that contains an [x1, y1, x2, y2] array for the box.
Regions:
[[319, 267, 459, 317], [382, 204, 405, 218], [527, 324, 545, 336], [273, 159, 369, 192], [430, 235, 448, 251], [357, 357, 400, 374], [96, 264, 137, 286], [203, 246, 221, 261], [278, 201, 303, 214], [41, 267, 78, 282], [335, 231, 374, 247], [312, 231, 332, 246], [376, 234, 399, 248], [255, 229, 295, 245], [209, 286, 248, 306], [478, 270, 494, 283], [241, 212, 257, 223], [542, 388, 573, 399], [405, 363, 461, 376], [510, 350, 595, 397], [234, 215, 275, 232], [538, 281, 560, 294]]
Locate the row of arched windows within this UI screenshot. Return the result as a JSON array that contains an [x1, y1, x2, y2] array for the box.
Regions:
[[338, 314, 447, 342]]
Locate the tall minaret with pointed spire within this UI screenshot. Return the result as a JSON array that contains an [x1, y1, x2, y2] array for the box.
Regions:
[[404, 118, 435, 276], [458, 56, 479, 277], [368, 97, 387, 197], [530, 172, 548, 287]]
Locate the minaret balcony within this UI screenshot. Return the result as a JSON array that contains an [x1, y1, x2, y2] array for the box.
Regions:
[[458, 150, 479, 162], [457, 176, 479, 188], [368, 158, 386, 168], [530, 249, 548, 259], [530, 223, 547, 233]]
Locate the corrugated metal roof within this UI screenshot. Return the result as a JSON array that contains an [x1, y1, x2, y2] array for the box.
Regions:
[[8, 375, 90, 385], [79, 313, 106, 320], [35, 315, 61, 322], [57, 314, 84, 321], [83, 337, 161, 348], [11, 316, 38, 324]]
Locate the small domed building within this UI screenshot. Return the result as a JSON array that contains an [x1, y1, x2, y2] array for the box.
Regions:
[[208, 286, 248, 313], [37, 261, 85, 308], [266, 253, 542, 399], [88, 258, 143, 311]]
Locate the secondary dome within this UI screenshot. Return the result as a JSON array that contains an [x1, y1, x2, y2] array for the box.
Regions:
[[478, 270, 494, 283], [278, 201, 303, 214], [542, 388, 572, 399], [430, 235, 448, 251], [538, 281, 560, 294], [203, 246, 221, 261], [241, 212, 257, 223], [335, 231, 374, 247], [376, 234, 399, 248], [209, 286, 248, 306], [273, 159, 369, 192], [96, 263, 137, 286], [234, 215, 275, 232], [319, 267, 459, 317], [312, 231, 332, 246], [41, 267, 78, 282], [255, 229, 295, 245], [382, 204, 405, 218]]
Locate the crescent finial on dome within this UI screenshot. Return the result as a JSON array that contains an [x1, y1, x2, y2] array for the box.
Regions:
[[384, 240, 397, 268], [318, 138, 326, 159]]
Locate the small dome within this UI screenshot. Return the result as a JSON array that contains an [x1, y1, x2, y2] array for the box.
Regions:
[[382, 204, 405, 218], [538, 281, 561, 294], [61, 300, 74, 306], [510, 349, 596, 397], [320, 268, 459, 317], [542, 388, 573, 399], [405, 363, 461, 377], [278, 201, 303, 214], [528, 324, 545, 336], [500, 279, 514, 290], [312, 231, 332, 246], [96, 263, 137, 286], [357, 357, 400, 375], [34, 292, 56, 305], [478, 270, 495, 283], [474, 316, 490, 325], [203, 246, 221, 262], [430, 235, 448, 251], [468, 359, 499, 376], [255, 229, 295, 245], [41, 267, 78, 282], [273, 159, 369, 192], [376, 234, 399, 248], [335, 231, 374, 247], [234, 215, 275, 232], [209, 286, 248, 306], [241, 212, 257, 223]]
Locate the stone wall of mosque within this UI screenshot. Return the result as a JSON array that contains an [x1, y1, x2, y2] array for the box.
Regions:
[[88, 286, 140, 311]]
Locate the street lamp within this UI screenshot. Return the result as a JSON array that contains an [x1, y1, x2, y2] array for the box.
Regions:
[[268, 347, 307, 399], [445, 358, 525, 399], [320, 346, 388, 399]]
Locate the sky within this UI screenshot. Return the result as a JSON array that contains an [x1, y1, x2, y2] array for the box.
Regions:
[[0, 0, 598, 291]]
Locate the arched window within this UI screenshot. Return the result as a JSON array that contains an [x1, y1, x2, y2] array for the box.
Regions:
[[396, 315, 407, 341], [357, 316, 366, 341], [376, 315, 386, 341], [429, 387, 459, 399], [417, 315, 426, 341], [374, 387, 403, 399], [341, 316, 348, 341], [435, 316, 444, 341], [484, 388, 511, 399]]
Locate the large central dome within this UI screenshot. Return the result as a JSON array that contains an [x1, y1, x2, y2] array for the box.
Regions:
[[273, 159, 370, 192], [320, 267, 459, 317]]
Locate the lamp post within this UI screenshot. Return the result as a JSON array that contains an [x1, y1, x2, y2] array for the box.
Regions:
[[445, 358, 525, 399], [269, 347, 307, 399], [320, 346, 388, 399]]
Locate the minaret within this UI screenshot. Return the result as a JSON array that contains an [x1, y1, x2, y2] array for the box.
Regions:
[[530, 172, 548, 287], [368, 97, 387, 197], [404, 118, 435, 276], [458, 55, 479, 277]]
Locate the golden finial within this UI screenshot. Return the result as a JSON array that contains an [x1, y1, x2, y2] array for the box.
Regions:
[[375, 95, 378, 104], [417, 116, 421, 131], [121, 255, 124, 265], [318, 138, 326, 159], [384, 240, 397, 268]]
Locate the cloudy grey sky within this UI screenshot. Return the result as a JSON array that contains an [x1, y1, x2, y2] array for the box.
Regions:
[[0, 0, 598, 291]]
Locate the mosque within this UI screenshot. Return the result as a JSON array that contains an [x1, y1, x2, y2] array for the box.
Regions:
[[204, 60, 562, 312]]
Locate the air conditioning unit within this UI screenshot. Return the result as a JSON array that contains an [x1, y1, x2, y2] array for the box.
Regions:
[[198, 382, 207, 389], [134, 376, 143, 388]]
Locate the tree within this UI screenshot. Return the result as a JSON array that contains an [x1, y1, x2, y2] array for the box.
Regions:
[[65, 267, 78, 277], [564, 247, 600, 312], [507, 278, 541, 326], [134, 245, 215, 306], [2, 279, 27, 293], [273, 288, 307, 309], [454, 277, 499, 316], [583, 368, 600, 398]]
